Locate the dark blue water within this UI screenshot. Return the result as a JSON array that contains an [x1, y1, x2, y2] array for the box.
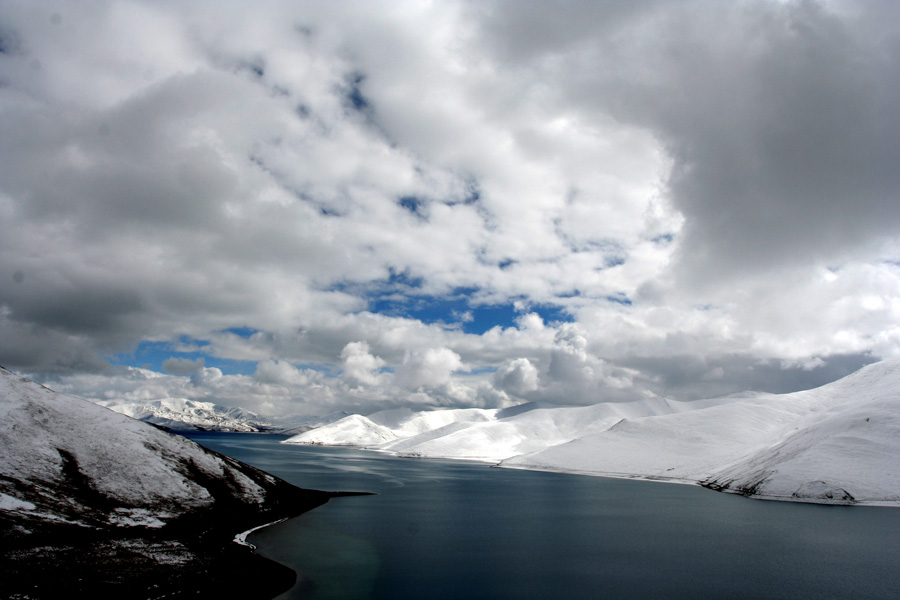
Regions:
[[185, 432, 900, 600]]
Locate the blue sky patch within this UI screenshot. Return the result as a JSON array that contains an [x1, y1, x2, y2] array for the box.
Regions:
[[606, 293, 633, 306], [223, 326, 259, 338], [344, 72, 371, 112], [604, 255, 626, 268], [398, 195, 427, 219], [652, 233, 675, 246], [366, 286, 573, 334]]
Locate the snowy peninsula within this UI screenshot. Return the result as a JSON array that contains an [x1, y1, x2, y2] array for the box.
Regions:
[[284, 360, 900, 506]]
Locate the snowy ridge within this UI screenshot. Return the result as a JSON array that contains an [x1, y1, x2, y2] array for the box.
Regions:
[[285, 361, 900, 505]]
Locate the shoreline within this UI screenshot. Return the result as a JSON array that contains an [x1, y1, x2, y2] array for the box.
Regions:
[[234, 517, 289, 550], [300, 443, 900, 509], [496, 460, 701, 486]]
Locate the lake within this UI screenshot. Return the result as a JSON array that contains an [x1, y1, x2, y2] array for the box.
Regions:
[[184, 432, 900, 600]]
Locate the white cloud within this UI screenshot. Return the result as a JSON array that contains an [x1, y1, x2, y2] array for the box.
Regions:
[[1, 0, 898, 415], [253, 359, 310, 386], [397, 347, 464, 390], [340, 341, 385, 388], [190, 366, 222, 387], [494, 358, 539, 397]]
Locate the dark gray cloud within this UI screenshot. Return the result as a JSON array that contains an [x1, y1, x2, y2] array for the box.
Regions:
[[162, 356, 204, 375], [655, 2, 900, 283], [0, 316, 113, 375], [475, 0, 900, 285], [620, 352, 877, 401]]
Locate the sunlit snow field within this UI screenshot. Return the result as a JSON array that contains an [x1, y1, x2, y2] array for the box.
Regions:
[[187, 433, 900, 600]]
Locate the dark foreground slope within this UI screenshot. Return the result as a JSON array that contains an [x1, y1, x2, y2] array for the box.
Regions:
[[0, 366, 344, 599]]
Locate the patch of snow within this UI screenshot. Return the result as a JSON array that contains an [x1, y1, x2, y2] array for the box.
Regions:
[[0, 492, 35, 512], [107, 508, 167, 529]]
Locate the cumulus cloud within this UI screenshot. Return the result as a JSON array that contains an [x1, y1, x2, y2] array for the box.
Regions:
[[397, 347, 464, 390], [340, 341, 385, 388], [1, 0, 898, 415], [253, 359, 309, 386], [494, 358, 539, 397], [189, 366, 223, 387]]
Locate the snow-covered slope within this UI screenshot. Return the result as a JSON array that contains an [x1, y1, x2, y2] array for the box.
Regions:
[[95, 397, 274, 432], [286, 361, 900, 506], [503, 392, 805, 482], [290, 413, 402, 446], [700, 362, 900, 504], [0, 366, 333, 598], [504, 362, 900, 505]]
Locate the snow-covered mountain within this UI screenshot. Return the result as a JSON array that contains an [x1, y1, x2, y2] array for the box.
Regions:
[[94, 398, 350, 434], [284, 360, 900, 506], [0, 366, 334, 598], [284, 397, 722, 461], [95, 397, 275, 432]]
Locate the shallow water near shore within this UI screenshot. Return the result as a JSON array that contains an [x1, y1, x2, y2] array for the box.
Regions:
[[184, 432, 900, 600]]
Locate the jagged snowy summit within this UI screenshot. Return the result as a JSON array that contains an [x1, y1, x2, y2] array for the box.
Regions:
[[95, 396, 275, 432], [94, 392, 350, 433]]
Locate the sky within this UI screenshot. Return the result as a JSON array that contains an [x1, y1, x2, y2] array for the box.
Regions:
[[1, 0, 899, 417]]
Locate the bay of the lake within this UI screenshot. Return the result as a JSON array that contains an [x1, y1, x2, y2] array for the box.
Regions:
[[184, 432, 900, 600]]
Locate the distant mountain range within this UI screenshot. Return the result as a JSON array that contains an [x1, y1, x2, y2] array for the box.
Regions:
[[0, 366, 335, 599], [94, 396, 348, 434], [285, 360, 900, 506]]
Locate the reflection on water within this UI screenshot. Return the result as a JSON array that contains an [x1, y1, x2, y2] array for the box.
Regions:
[[185, 432, 900, 600]]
